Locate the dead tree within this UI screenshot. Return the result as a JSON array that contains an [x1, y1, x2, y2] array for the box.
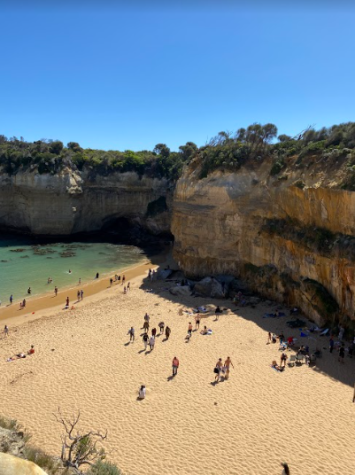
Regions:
[[54, 409, 107, 474]]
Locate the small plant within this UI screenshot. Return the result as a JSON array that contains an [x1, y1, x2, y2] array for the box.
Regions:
[[0, 416, 19, 431], [87, 460, 122, 475], [55, 409, 107, 474]]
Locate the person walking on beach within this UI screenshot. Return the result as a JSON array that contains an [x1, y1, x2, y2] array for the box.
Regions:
[[149, 335, 155, 350], [143, 320, 149, 333], [65, 297, 69, 308], [4, 325, 9, 337], [128, 327, 135, 342], [127, 282, 130, 291], [195, 314, 200, 330], [214, 358, 223, 382], [152, 327, 157, 337], [188, 322, 193, 337], [122, 274, 126, 285], [80, 289, 84, 300], [110, 278, 113, 286], [77, 290, 81, 301], [142, 332, 149, 350], [158, 321, 165, 334], [267, 331, 272, 344], [281, 462, 290, 475], [165, 326, 171, 340], [9, 295, 13, 305], [22, 299, 26, 308], [224, 356, 234, 380], [215, 306, 222, 321], [54, 286, 58, 296], [172, 356, 179, 376]]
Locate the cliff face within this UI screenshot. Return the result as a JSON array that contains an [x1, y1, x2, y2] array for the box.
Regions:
[[172, 158, 355, 326], [0, 170, 172, 236]]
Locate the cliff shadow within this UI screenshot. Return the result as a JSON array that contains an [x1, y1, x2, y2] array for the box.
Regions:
[[139, 267, 355, 389]]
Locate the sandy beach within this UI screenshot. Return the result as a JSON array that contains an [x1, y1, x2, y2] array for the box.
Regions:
[[1, 264, 355, 475]]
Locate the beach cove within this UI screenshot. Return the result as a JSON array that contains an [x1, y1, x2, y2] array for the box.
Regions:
[[1, 262, 355, 475]]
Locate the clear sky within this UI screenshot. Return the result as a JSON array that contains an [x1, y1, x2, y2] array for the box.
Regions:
[[1, 3, 354, 151]]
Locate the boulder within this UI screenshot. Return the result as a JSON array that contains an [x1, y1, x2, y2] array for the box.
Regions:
[[194, 277, 225, 299], [169, 285, 191, 297], [0, 453, 48, 475], [155, 269, 173, 280]]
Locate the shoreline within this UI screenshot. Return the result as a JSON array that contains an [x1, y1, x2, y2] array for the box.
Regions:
[[0, 251, 169, 328]]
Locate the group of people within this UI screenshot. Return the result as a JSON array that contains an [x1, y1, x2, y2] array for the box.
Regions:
[[6, 345, 35, 362], [128, 313, 171, 352], [214, 357, 234, 382]]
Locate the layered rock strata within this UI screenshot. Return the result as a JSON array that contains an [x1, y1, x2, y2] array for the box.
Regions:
[[172, 159, 355, 325]]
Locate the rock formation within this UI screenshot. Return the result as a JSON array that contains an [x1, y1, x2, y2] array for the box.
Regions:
[[172, 157, 355, 326], [0, 453, 48, 475], [0, 169, 172, 236]]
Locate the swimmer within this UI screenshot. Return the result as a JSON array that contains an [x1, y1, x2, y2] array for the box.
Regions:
[[69, 270, 72, 274]]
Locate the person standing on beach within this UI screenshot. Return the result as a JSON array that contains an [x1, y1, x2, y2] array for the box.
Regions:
[[195, 315, 200, 330], [9, 295, 13, 305], [152, 327, 157, 337], [214, 358, 223, 382], [165, 326, 171, 340], [172, 356, 179, 376], [80, 290, 84, 300], [188, 322, 193, 337], [4, 325, 9, 337], [122, 274, 126, 285], [127, 282, 130, 291], [158, 321, 165, 334], [110, 278, 113, 286], [22, 299, 26, 308], [77, 290, 81, 301], [224, 356, 234, 380], [215, 306, 222, 321], [143, 321, 149, 333], [128, 327, 135, 342], [54, 286, 58, 296], [149, 335, 155, 350], [142, 332, 149, 350], [66, 297, 69, 307]]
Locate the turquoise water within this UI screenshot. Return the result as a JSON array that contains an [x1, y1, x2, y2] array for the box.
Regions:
[[0, 234, 147, 304]]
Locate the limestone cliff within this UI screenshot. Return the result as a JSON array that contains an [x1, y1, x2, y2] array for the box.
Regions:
[[172, 155, 355, 326], [0, 170, 173, 236]]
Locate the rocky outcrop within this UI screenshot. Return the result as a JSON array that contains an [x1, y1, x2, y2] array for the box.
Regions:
[[0, 170, 173, 236], [0, 453, 48, 475], [172, 158, 355, 326]]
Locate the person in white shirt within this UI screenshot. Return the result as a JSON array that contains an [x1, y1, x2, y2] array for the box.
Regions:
[[138, 385, 146, 399]]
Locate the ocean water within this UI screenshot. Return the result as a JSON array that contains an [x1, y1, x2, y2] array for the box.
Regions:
[[0, 234, 147, 304]]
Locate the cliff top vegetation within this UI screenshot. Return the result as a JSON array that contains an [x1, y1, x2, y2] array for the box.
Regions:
[[2, 122, 355, 186]]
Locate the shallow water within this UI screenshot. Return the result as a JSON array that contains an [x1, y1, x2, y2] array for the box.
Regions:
[[0, 234, 146, 304]]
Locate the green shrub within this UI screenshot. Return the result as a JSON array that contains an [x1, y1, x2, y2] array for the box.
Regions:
[[23, 446, 60, 475], [87, 460, 122, 475], [270, 159, 285, 176], [0, 416, 18, 431]]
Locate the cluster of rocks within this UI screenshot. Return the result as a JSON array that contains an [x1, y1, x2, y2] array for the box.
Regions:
[[160, 272, 262, 305]]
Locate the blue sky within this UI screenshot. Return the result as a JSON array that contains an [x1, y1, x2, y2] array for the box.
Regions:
[[0, 4, 354, 151]]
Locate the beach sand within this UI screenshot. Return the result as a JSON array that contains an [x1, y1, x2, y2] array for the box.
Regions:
[[1, 266, 355, 475]]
